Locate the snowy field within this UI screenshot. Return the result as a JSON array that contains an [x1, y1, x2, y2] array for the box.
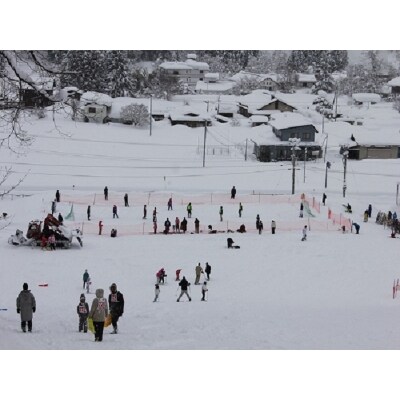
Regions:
[[1, 100, 400, 397]]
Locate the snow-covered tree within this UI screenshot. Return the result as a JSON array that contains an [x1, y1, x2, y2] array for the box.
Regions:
[[120, 103, 149, 126], [106, 50, 134, 98]]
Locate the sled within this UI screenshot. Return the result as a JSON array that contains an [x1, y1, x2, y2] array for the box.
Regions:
[[88, 318, 95, 333], [38, 283, 48, 287]]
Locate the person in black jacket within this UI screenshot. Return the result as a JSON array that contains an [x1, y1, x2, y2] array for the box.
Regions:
[[205, 262, 211, 281], [177, 276, 191, 302], [108, 283, 124, 334]]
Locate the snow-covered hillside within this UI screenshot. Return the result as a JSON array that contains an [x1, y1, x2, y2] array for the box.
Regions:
[[1, 95, 399, 398]]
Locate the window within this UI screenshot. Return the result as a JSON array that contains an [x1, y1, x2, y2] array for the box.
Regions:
[[200, 70, 204, 73], [88, 107, 96, 114], [173, 70, 179, 75]]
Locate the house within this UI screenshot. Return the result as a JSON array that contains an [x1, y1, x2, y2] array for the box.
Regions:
[[230, 71, 282, 92], [168, 106, 212, 128], [295, 73, 317, 88], [268, 112, 318, 142], [19, 76, 56, 108], [195, 80, 235, 95], [204, 73, 220, 83], [252, 124, 322, 162], [108, 97, 177, 123], [387, 77, 400, 95], [340, 133, 400, 160], [238, 91, 296, 118], [80, 91, 112, 123], [159, 54, 210, 88]]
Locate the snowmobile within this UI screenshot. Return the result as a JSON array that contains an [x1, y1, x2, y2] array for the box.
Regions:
[[9, 214, 83, 249]]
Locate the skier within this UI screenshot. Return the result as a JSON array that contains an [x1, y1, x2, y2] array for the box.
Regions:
[[124, 193, 129, 207], [88, 288, 109, 342], [322, 193, 327, 206], [201, 281, 208, 301], [167, 197, 173, 211], [219, 206, 224, 222], [58, 213, 64, 224], [205, 262, 211, 281], [194, 218, 200, 234], [258, 220, 263, 234], [368, 204, 372, 218], [112, 205, 119, 219], [301, 225, 308, 241], [352, 222, 360, 234], [175, 268, 182, 281], [98, 220, 103, 235], [55, 189, 60, 202], [77, 293, 89, 333], [187, 202, 192, 218], [152, 207, 158, 222], [153, 284, 160, 302], [143, 205, 147, 219], [271, 220, 276, 234], [104, 186, 108, 200], [108, 283, 124, 334], [176, 276, 191, 302], [195, 263, 203, 285], [231, 186, 236, 199], [87, 205, 91, 221], [239, 202, 243, 218], [180, 217, 188, 234], [86, 276, 91, 294], [227, 237, 234, 248], [364, 210, 369, 222], [16, 283, 36, 333], [110, 228, 117, 238], [175, 217, 180, 233], [156, 268, 166, 284], [299, 202, 304, 218], [153, 220, 157, 234], [83, 269, 90, 289]]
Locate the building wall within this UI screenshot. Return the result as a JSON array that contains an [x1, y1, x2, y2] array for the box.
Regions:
[[273, 125, 316, 142]]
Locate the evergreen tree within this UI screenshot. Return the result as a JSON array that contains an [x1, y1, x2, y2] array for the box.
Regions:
[[106, 50, 133, 98]]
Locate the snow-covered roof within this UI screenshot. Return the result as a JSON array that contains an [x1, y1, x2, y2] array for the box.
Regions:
[[204, 73, 220, 80], [297, 73, 317, 83], [169, 106, 212, 121], [387, 77, 400, 87], [195, 80, 235, 93], [269, 112, 316, 130], [80, 92, 112, 107], [352, 93, 381, 103], [230, 71, 282, 84], [159, 59, 209, 71]]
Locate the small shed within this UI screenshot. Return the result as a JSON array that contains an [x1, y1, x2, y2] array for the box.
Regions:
[[80, 92, 112, 123], [249, 115, 269, 127], [387, 77, 400, 95], [352, 93, 381, 106], [169, 106, 212, 128]]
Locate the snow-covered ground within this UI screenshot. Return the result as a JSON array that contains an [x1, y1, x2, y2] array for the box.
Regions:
[[1, 98, 400, 397]]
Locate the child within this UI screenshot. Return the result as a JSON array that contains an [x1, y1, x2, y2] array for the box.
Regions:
[[153, 284, 160, 302], [77, 293, 89, 332], [86, 277, 91, 294], [301, 225, 308, 241], [175, 268, 182, 281], [201, 281, 208, 301]]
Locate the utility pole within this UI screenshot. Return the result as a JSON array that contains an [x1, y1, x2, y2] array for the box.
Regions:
[[324, 161, 331, 189], [303, 146, 307, 183], [342, 147, 349, 197], [289, 138, 300, 195], [203, 121, 207, 167], [149, 95, 153, 137], [245, 138, 248, 161]]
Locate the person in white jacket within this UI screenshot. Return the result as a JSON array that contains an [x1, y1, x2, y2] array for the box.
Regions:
[[153, 284, 160, 302], [301, 225, 308, 241], [201, 282, 208, 301]]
